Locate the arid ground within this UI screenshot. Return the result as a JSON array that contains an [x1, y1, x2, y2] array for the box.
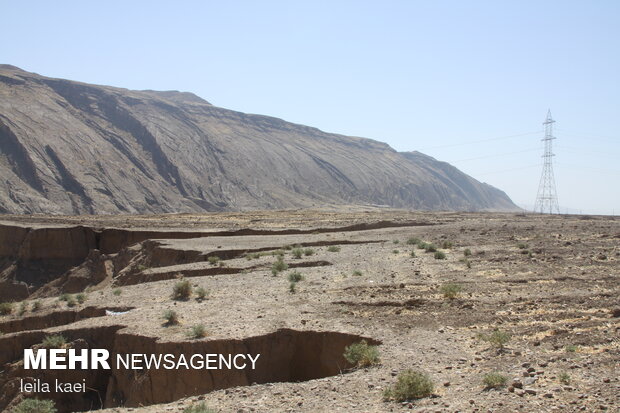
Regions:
[[0, 210, 618, 412]]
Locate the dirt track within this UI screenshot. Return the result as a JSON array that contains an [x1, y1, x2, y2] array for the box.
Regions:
[[0, 210, 618, 412]]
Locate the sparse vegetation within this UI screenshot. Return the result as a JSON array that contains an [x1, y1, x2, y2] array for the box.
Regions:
[[183, 401, 217, 413], [479, 329, 511, 349], [13, 398, 58, 413], [565, 344, 579, 353], [76, 293, 87, 304], [172, 279, 192, 300], [393, 240, 399, 244], [559, 372, 571, 385], [271, 257, 288, 275], [416, 241, 428, 250], [440, 283, 462, 299], [41, 334, 66, 349], [291, 248, 303, 259], [112, 288, 122, 296], [65, 295, 77, 307], [327, 245, 341, 252], [195, 287, 208, 300], [464, 248, 472, 256], [163, 309, 179, 326], [434, 251, 446, 260], [483, 372, 508, 389], [32, 300, 42, 312], [406, 237, 421, 245], [303, 248, 315, 256], [392, 249, 399, 254], [410, 250, 416, 258], [441, 241, 453, 249], [189, 324, 207, 339], [352, 270, 362, 276], [425, 243, 437, 253], [383, 369, 434, 402], [343, 340, 380, 368], [245, 252, 261, 260], [18, 301, 27, 316], [271, 249, 285, 257], [289, 282, 296, 294], [288, 271, 304, 282], [517, 242, 528, 249], [207, 256, 220, 265]]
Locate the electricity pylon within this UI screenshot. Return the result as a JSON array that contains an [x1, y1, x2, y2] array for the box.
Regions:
[[534, 110, 560, 214]]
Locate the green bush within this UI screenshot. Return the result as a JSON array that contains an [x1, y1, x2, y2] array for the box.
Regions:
[[183, 402, 217, 413], [406, 237, 421, 245], [32, 301, 41, 312], [76, 293, 87, 304], [441, 241, 453, 249], [303, 248, 315, 256], [410, 251, 416, 258], [271, 257, 288, 275], [327, 246, 341, 252], [352, 270, 362, 276], [565, 344, 579, 353], [463, 248, 472, 257], [207, 256, 220, 265], [383, 369, 434, 402], [392, 249, 399, 254], [559, 372, 571, 385], [245, 252, 261, 260], [65, 295, 77, 307], [424, 244, 437, 253], [343, 340, 380, 368], [392, 240, 399, 244], [291, 248, 303, 259], [517, 242, 528, 249], [13, 398, 57, 413], [483, 372, 508, 389], [287, 271, 303, 282], [18, 302, 28, 316], [42, 334, 66, 349], [195, 287, 208, 300], [163, 309, 179, 326], [479, 330, 511, 349], [289, 282, 296, 294], [434, 251, 446, 260], [112, 288, 122, 296], [416, 241, 428, 250], [440, 283, 462, 299], [189, 324, 207, 339], [172, 279, 192, 300]]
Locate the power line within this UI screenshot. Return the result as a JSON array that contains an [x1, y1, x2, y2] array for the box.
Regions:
[[450, 147, 540, 163], [418, 130, 542, 150]]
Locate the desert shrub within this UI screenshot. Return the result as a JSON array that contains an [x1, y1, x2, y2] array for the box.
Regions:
[[195, 287, 208, 300], [271, 257, 288, 275], [393, 240, 399, 244], [392, 249, 399, 254], [172, 279, 192, 300], [441, 241, 453, 249], [343, 340, 380, 368], [189, 324, 207, 339], [163, 309, 179, 326], [207, 256, 220, 265], [520, 249, 530, 255], [18, 302, 28, 316], [565, 344, 579, 353], [517, 242, 528, 249], [434, 251, 446, 260], [291, 248, 303, 259], [559, 372, 571, 385], [289, 282, 296, 294], [287, 271, 303, 282], [0, 303, 13, 315], [58, 293, 70, 302], [463, 248, 472, 256], [406, 237, 421, 245], [383, 369, 434, 402], [327, 246, 341, 252], [465, 259, 472, 268], [440, 283, 462, 299], [75, 293, 87, 304], [416, 241, 428, 250], [479, 329, 511, 349], [32, 301, 41, 312], [483, 372, 508, 389], [424, 244, 437, 253], [183, 402, 217, 413], [42, 334, 66, 349], [13, 398, 57, 413], [112, 288, 122, 296], [303, 248, 315, 256], [352, 270, 362, 276], [65, 295, 77, 307], [271, 249, 285, 257]]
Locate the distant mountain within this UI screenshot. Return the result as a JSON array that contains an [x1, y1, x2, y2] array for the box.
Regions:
[[0, 65, 519, 214]]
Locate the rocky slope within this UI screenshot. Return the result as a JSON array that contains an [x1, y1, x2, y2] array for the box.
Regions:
[[0, 65, 518, 214]]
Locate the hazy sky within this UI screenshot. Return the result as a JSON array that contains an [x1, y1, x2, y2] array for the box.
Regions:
[[3, 1, 619, 214]]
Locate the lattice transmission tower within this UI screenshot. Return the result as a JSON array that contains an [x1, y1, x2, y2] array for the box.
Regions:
[[534, 110, 560, 214]]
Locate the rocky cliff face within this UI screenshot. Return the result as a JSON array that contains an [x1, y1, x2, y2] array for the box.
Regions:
[[0, 65, 518, 214]]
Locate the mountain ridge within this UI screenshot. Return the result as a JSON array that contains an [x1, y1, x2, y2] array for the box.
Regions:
[[0, 65, 519, 214]]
